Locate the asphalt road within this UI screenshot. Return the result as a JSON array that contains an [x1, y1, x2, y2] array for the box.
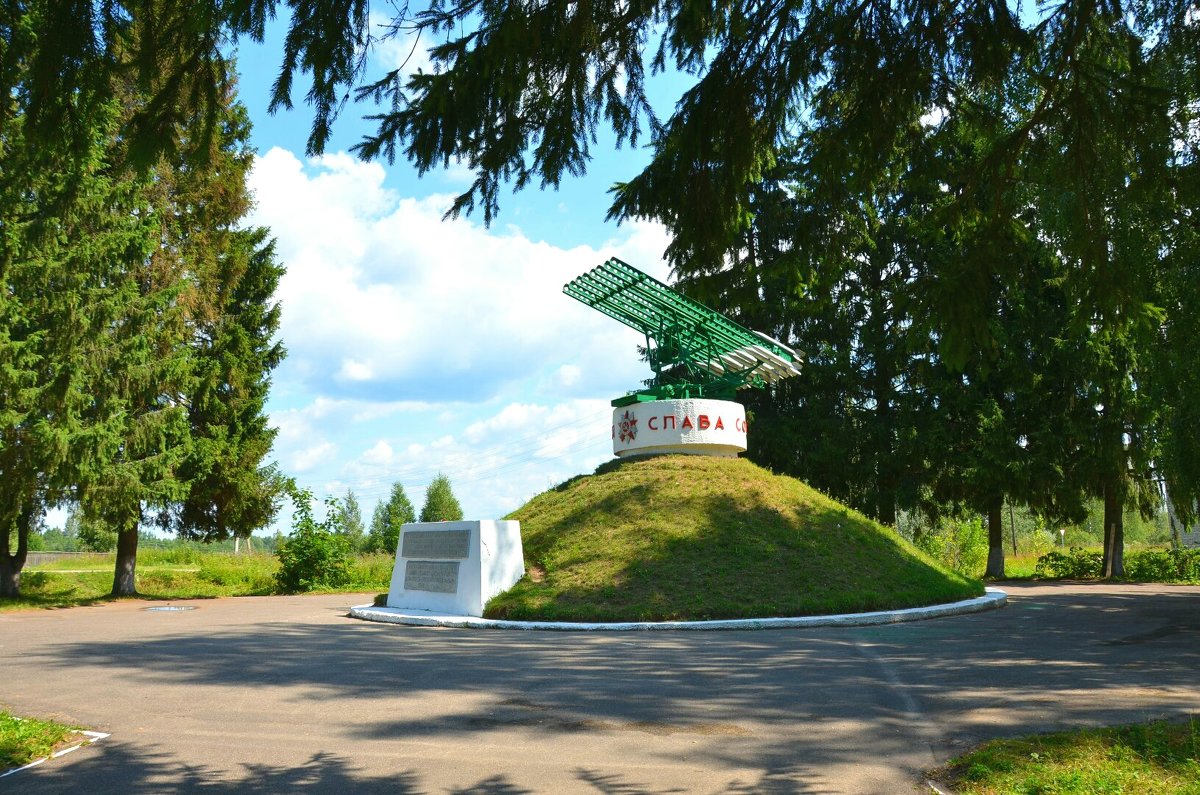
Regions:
[[2, 582, 1198, 794]]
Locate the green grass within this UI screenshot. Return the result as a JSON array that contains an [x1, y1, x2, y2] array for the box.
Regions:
[[937, 717, 1200, 795], [0, 551, 394, 611], [998, 551, 1043, 579], [485, 455, 984, 622], [0, 711, 78, 769]]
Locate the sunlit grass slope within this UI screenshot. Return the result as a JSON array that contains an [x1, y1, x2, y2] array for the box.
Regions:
[[487, 455, 984, 622]]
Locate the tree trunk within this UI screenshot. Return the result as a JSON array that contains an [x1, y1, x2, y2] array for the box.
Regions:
[[1009, 501, 1018, 555], [112, 517, 140, 596], [1, 504, 33, 598], [878, 497, 897, 528], [1101, 482, 1124, 579], [985, 497, 1005, 579]]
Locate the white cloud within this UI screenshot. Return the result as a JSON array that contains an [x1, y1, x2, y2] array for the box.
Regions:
[[249, 147, 670, 406], [555, 364, 582, 388], [249, 146, 678, 525], [293, 441, 337, 473], [361, 440, 394, 465], [339, 358, 375, 381], [326, 398, 614, 516]]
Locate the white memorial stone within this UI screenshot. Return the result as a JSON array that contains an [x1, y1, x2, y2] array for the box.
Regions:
[[612, 398, 747, 458], [387, 520, 525, 617]]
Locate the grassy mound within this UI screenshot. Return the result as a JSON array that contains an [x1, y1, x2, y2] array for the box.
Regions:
[[486, 455, 984, 622]]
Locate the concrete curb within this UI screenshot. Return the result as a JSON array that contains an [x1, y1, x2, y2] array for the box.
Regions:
[[0, 730, 109, 779], [349, 587, 1007, 631]]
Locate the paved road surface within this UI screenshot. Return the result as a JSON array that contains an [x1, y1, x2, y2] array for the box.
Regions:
[[2, 582, 1198, 794]]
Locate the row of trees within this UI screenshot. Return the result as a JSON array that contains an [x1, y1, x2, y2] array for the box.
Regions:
[[677, 15, 1198, 578], [329, 0, 1192, 580], [0, 7, 285, 598], [333, 475, 464, 555], [9, 3, 1197, 586]]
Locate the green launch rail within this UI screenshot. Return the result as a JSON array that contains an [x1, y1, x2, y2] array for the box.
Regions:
[[564, 258, 802, 407]]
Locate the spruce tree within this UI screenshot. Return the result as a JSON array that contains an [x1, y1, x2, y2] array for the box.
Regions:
[[79, 53, 284, 596], [166, 91, 286, 546], [366, 482, 416, 554], [0, 88, 161, 596], [420, 475, 463, 523], [335, 489, 366, 549]]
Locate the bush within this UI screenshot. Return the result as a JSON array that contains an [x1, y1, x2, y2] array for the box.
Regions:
[[275, 489, 352, 593], [913, 517, 988, 577], [1034, 547, 1103, 579], [1124, 548, 1200, 583]]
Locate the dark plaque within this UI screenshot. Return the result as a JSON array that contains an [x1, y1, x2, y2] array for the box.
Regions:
[[404, 560, 460, 594], [401, 529, 471, 560]]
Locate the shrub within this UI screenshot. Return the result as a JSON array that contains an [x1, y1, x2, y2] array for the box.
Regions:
[[1124, 548, 1200, 583], [913, 517, 988, 576], [1035, 547, 1103, 579], [275, 489, 352, 593]]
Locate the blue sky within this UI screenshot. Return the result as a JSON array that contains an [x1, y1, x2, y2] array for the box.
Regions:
[[231, 16, 686, 526]]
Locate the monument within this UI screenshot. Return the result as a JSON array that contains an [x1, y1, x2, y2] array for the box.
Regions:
[[384, 521, 525, 616], [564, 258, 803, 457]]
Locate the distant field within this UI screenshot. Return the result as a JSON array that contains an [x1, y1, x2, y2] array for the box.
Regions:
[[1, 550, 394, 611]]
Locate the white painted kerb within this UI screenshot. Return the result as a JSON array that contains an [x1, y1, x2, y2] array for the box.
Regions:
[[353, 588, 1007, 631]]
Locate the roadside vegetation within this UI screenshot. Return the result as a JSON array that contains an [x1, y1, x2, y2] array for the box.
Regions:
[[487, 455, 983, 622], [0, 712, 77, 770], [896, 501, 1198, 584], [0, 548, 394, 611], [936, 717, 1200, 795], [0, 476, 465, 611]]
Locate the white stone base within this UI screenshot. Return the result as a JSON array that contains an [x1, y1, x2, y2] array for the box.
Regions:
[[613, 398, 747, 458], [386, 520, 524, 617], [352, 588, 1008, 631]]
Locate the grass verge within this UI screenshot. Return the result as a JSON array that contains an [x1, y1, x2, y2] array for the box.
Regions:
[[0, 712, 77, 770], [0, 552, 394, 611], [486, 455, 983, 622], [935, 717, 1200, 795]]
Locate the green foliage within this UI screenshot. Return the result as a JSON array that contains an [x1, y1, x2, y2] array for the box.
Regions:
[[0, 711, 77, 769], [345, 553, 396, 590], [1123, 549, 1200, 584], [365, 481, 415, 554], [274, 489, 352, 593], [0, 19, 284, 598], [909, 517, 989, 579], [419, 475, 463, 523], [2, 548, 392, 610], [1035, 548, 1104, 580], [76, 513, 118, 554], [942, 718, 1200, 795], [334, 489, 366, 549], [197, 554, 277, 594], [1035, 546, 1200, 583]]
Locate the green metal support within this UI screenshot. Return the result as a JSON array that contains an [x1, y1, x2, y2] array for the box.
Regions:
[[564, 258, 802, 406]]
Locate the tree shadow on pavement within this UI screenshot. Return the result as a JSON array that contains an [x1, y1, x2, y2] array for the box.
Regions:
[[10, 583, 1200, 793], [14, 742, 833, 795]]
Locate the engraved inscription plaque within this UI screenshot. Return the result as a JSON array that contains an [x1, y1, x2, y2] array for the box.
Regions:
[[404, 560, 460, 593], [401, 529, 471, 560]]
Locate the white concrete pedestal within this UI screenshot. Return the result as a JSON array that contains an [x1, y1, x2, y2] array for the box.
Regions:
[[612, 398, 748, 457], [386, 520, 525, 617]]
